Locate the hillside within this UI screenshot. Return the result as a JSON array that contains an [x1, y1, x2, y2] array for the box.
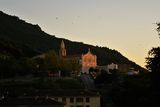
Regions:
[[0, 11, 145, 71]]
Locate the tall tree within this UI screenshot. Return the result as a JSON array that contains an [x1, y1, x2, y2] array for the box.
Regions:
[[44, 50, 60, 72], [146, 47, 160, 90], [146, 23, 160, 91], [146, 47, 160, 72], [146, 23, 160, 71]]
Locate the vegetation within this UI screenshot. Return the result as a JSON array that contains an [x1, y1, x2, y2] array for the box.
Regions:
[[0, 55, 37, 79], [146, 23, 160, 72], [143, 23, 160, 106], [145, 23, 160, 90], [93, 68, 152, 107], [0, 49, 81, 78]]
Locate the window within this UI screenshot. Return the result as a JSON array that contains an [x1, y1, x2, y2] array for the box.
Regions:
[[62, 97, 66, 102], [86, 97, 90, 102], [70, 97, 74, 103], [76, 98, 83, 102]]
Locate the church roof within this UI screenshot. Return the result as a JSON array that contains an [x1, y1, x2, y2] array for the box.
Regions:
[[82, 48, 96, 57]]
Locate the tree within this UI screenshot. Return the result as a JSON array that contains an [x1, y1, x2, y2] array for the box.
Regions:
[[145, 47, 160, 106], [44, 50, 60, 73], [146, 47, 160, 72], [59, 58, 71, 76], [147, 23, 160, 106], [146, 23, 160, 72], [156, 23, 160, 38], [18, 57, 37, 76]]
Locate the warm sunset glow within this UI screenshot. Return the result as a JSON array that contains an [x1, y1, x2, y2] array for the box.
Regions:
[[0, 0, 160, 67]]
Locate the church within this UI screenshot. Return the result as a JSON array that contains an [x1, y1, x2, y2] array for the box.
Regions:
[[59, 40, 97, 74], [82, 48, 97, 73]]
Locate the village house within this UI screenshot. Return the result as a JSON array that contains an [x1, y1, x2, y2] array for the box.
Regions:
[[50, 90, 100, 107], [22, 90, 100, 107]]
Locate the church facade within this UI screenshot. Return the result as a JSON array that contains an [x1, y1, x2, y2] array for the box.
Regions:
[[82, 49, 97, 73], [59, 40, 97, 73]]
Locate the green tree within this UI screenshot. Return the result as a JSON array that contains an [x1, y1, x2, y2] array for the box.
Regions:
[[44, 50, 60, 73], [59, 58, 71, 76], [70, 59, 81, 74]]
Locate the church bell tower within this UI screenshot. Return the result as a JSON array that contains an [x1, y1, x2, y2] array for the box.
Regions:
[[59, 40, 66, 57]]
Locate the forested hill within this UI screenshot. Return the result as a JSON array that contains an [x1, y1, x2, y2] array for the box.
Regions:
[[0, 11, 144, 70]]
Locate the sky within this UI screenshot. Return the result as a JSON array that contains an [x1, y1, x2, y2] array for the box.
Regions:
[[0, 0, 160, 67]]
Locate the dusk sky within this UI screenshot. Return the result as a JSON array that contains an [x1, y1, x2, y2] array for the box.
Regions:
[[0, 0, 160, 67]]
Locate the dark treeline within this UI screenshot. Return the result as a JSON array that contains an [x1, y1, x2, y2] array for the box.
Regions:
[[92, 68, 157, 107]]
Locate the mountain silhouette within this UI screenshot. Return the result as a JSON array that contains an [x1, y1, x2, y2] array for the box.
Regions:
[[0, 11, 145, 71]]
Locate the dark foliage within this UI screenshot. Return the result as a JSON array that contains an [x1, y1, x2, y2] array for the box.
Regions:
[[94, 69, 113, 86], [156, 22, 160, 37], [144, 23, 160, 106], [97, 72, 157, 107], [146, 47, 160, 72]]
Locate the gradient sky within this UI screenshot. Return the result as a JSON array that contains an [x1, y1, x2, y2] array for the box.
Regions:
[[0, 0, 160, 67]]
